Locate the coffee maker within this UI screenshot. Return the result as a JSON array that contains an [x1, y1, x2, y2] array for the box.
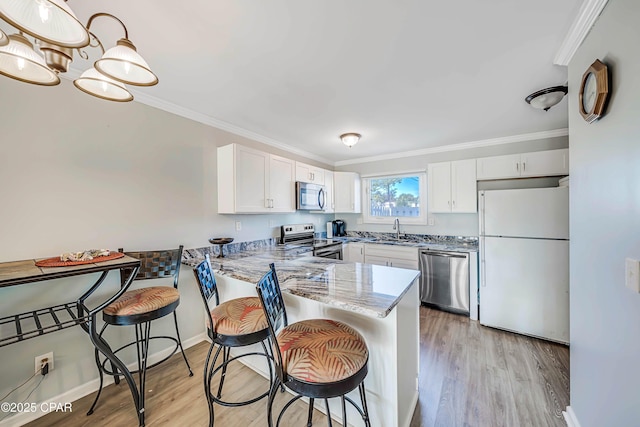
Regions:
[[332, 219, 347, 237]]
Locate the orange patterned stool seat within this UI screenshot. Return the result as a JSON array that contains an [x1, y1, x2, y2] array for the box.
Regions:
[[210, 297, 268, 336], [103, 286, 180, 324], [277, 319, 368, 384]]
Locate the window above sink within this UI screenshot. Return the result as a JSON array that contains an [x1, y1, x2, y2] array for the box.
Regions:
[[362, 173, 427, 225]]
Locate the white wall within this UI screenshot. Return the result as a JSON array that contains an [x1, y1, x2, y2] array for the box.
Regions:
[[334, 136, 568, 236], [567, 0, 640, 426], [0, 76, 332, 423]]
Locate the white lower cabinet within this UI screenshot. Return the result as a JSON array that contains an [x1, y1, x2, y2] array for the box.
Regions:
[[363, 244, 419, 269], [343, 243, 365, 263]]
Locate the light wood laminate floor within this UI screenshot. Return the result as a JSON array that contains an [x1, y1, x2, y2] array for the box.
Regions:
[[26, 307, 569, 427]]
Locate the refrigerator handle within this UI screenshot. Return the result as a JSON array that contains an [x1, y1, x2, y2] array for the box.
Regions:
[[479, 192, 485, 236], [480, 237, 486, 287]]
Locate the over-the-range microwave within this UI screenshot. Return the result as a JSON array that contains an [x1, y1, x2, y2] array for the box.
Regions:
[[296, 181, 326, 210]]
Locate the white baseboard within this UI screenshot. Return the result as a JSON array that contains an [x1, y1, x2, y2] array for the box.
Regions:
[[401, 390, 419, 427], [0, 334, 207, 427], [563, 406, 582, 427]]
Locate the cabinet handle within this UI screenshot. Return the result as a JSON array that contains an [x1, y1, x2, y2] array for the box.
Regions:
[[516, 162, 519, 172], [522, 161, 526, 172], [452, 200, 456, 207]]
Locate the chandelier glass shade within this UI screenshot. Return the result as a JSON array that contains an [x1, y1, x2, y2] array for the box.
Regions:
[[0, 1, 157, 102], [340, 132, 361, 148], [73, 67, 133, 102], [0, 33, 59, 85]]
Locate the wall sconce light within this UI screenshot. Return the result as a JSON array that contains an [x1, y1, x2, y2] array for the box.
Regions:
[[525, 85, 568, 111], [340, 132, 361, 148], [0, 1, 157, 102]]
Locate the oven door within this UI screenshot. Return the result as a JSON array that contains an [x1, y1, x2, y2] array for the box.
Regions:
[[296, 182, 326, 210], [313, 244, 343, 260]]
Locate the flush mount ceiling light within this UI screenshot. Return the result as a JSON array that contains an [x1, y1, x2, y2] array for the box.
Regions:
[[525, 85, 568, 111], [340, 132, 361, 148], [0, 2, 158, 101]]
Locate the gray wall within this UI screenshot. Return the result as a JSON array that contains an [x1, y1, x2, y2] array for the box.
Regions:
[[334, 136, 568, 236], [0, 76, 332, 421], [568, 0, 640, 425]]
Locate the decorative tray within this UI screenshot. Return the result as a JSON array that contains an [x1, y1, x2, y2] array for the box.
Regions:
[[35, 252, 125, 267]]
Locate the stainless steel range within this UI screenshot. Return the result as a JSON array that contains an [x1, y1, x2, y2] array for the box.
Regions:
[[280, 223, 343, 260]]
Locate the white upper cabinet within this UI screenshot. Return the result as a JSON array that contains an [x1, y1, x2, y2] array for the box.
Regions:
[[476, 149, 569, 180], [217, 144, 295, 214], [520, 149, 570, 178], [295, 161, 325, 185], [428, 159, 477, 213], [334, 172, 361, 213], [324, 170, 335, 213]]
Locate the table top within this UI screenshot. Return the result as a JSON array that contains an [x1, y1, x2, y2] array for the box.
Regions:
[[0, 255, 141, 288]]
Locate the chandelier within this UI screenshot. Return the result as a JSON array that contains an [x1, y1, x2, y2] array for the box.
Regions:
[[0, 1, 157, 102]]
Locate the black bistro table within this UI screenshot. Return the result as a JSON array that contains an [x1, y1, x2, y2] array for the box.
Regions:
[[0, 255, 145, 425]]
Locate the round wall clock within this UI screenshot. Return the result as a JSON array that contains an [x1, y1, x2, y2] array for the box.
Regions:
[[579, 59, 609, 123]]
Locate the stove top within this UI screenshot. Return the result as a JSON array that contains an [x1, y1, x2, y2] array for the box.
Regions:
[[280, 223, 342, 249]]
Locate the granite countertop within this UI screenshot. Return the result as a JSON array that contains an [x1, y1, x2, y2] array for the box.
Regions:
[[183, 246, 420, 318], [328, 232, 478, 253]]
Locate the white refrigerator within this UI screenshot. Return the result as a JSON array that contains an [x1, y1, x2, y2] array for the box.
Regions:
[[479, 187, 569, 344]]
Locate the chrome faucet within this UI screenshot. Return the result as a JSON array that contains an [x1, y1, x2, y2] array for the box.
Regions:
[[393, 217, 400, 239]]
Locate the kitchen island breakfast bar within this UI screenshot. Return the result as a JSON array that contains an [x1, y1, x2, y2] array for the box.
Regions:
[[184, 246, 420, 427]]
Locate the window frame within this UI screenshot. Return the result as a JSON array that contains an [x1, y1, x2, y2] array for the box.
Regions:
[[362, 172, 427, 225]]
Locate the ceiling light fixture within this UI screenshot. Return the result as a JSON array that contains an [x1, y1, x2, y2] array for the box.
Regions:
[[0, 1, 157, 101], [525, 85, 568, 111], [340, 132, 361, 148]]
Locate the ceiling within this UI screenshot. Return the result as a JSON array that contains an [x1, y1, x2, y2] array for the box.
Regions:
[[1, 0, 582, 164]]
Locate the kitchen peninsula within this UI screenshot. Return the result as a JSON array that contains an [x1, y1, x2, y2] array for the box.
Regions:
[[183, 245, 420, 427]]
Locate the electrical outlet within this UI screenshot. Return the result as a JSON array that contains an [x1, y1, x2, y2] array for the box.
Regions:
[[235, 221, 242, 231], [35, 352, 54, 375], [428, 217, 435, 226]]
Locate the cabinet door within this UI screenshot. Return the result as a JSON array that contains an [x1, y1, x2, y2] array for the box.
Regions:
[[427, 162, 452, 212], [520, 149, 569, 177], [295, 162, 325, 185], [324, 170, 335, 213], [269, 155, 295, 212], [345, 243, 365, 263], [451, 159, 477, 213], [334, 172, 361, 213], [476, 154, 521, 180], [235, 145, 269, 212]]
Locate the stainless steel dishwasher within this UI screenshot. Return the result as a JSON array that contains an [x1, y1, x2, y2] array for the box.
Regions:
[[419, 249, 470, 315]]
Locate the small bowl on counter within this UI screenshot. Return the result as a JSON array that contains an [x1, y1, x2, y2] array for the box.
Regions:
[[209, 238, 234, 258]]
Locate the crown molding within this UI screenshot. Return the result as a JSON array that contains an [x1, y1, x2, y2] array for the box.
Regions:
[[554, 0, 610, 66], [333, 129, 569, 167], [58, 69, 333, 166]]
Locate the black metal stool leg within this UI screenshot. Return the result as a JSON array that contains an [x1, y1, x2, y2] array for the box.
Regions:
[[359, 383, 371, 427], [216, 346, 230, 399], [307, 397, 315, 427], [86, 348, 104, 416], [266, 377, 281, 427], [341, 396, 347, 427], [172, 310, 193, 376], [203, 341, 216, 427], [324, 399, 333, 427]]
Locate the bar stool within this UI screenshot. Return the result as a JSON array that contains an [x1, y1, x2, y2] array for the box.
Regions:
[[256, 263, 372, 427], [193, 254, 274, 427], [88, 246, 193, 427]]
